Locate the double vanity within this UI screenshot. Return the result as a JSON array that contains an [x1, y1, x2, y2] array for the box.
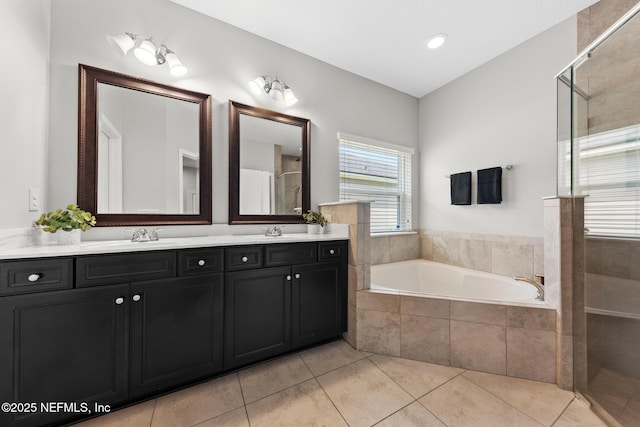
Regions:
[[0, 234, 348, 426]]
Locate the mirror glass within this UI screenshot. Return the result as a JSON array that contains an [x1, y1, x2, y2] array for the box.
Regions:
[[239, 114, 302, 215], [78, 64, 212, 226], [97, 84, 200, 214], [229, 101, 310, 224]]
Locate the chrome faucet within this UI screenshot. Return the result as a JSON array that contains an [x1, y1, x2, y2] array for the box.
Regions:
[[131, 228, 160, 242], [514, 276, 544, 301], [263, 225, 284, 237]]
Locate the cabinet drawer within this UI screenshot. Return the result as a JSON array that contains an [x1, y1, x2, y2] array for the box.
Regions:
[[265, 242, 317, 266], [178, 248, 223, 276], [225, 246, 263, 271], [318, 241, 348, 262], [0, 258, 73, 295], [76, 251, 176, 287]]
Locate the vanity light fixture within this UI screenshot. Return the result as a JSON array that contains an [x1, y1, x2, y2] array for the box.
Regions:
[[106, 32, 188, 76], [248, 75, 298, 106]]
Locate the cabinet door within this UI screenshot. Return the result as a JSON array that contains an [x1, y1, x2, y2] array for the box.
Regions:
[[292, 262, 344, 349], [129, 275, 223, 397], [224, 266, 291, 370], [0, 285, 129, 427]]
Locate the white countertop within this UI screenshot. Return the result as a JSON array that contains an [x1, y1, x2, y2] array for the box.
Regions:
[[0, 232, 348, 260]]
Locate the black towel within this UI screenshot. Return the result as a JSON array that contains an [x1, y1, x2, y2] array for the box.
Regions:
[[477, 167, 502, 204], [450, 171, 471, 205]]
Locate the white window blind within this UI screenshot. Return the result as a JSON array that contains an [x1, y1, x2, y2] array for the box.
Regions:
[[338, 133, 412, 232], [577, 124, 640, 237]]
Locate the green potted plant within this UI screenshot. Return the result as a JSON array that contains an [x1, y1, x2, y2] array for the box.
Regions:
[[35, 204, 96, 245], [302, 209, 328, 234]]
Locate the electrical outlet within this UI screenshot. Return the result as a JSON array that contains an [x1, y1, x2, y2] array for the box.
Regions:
[[29, 188, 40, 212]]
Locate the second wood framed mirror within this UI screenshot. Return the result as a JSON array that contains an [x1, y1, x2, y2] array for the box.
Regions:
[[228, 101, 310, 224]]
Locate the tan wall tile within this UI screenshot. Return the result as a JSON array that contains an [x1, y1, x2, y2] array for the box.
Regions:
[[370, 236, 391, 265], [400, 296, 449, 319], [433, 236, 459, 265], [356, 309, 401, 356], [506, 328, 556, 383], [491, 242, 534, 278], [450, 301, 506, 326], [389, 234, 420, 262], [458, 239, 492, 272], [400, 314, 450, 365], [450, 320, 506, 375], [506, 306, 556, 331], [357, 291, 400, 313]]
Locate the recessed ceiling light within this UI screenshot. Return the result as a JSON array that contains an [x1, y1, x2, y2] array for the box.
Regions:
[[425, 33, 447, 50]]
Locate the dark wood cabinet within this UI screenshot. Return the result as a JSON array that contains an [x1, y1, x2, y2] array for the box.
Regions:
[[0, 239, 347, 426], [292, 261, 344, 349], [0, 284, 129, 427], [130, 274, 223, 397], [224, 241, 347, 370], [224, 266, 291, 369]]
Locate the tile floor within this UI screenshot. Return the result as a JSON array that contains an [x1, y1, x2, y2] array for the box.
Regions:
[[75, 339, 607, 427]]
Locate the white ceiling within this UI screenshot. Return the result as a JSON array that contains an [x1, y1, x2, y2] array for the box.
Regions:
[[171, 0, 598, 98]]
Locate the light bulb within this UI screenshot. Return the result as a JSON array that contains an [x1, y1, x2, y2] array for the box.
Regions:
[[426, 33, 447, 50], [166, 52, 187, 76], [270, 79, 284, 101], [283, 86, 298, 106], [106, 33, 135, 56], [248, 76, 267, 95], [134, 38, 158, 65]]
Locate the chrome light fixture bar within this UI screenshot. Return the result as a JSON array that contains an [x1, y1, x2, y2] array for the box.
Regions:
[[106, 32, 188, 77], [248, 75, 298, 106]]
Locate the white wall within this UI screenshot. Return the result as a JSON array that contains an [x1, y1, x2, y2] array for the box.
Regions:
[[418, 17, 577, 238], [45, 0, 418, 230], [0, 0, 50, 228]]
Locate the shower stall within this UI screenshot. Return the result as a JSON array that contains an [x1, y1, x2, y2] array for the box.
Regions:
[[557, 2, 640, 425]]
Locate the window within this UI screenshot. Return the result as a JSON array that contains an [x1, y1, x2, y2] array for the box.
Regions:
[[576, 124, 640, 237], [338, 132, 413, 232]]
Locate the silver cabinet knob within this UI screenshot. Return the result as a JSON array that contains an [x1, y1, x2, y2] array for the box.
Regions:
[[329, 249, 335, 255], [241, 256, 248, 263], [198, 259, 206, 266], [295, 273, 301, 279], [132, 294, 141, 302], [286, 275, 292, 281], [115, 297, 124, 305], [27, 274, 40, 282]]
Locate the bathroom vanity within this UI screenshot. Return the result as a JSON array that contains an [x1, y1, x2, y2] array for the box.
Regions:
[[0, 237, 347, 426]]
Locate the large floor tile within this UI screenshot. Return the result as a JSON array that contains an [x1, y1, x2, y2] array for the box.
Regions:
[[194, 407, 250, 427], [299, 339, 365, 376], [553, 399, 608, 427], [151, 374, 244, 427], [463, 370, 573, 426], [375, 402, 446, 427], [419, 375, 541, 427], [238, 354, 313, 403], [245, 379, 347, 427], [317, 358, 413, 427], [369, 354, 462, 398], [75, 399, 156, 427]]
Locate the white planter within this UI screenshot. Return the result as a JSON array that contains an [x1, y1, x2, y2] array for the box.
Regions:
[[307, 224, 326, 235], [55, 229, 82, 245]]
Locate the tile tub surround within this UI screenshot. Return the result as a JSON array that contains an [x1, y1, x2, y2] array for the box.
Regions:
[[356, 290, 558, 383], [417, 229, 544, 278], [370, 232, 420, 265], [320, 201, 371, 348], [74, 339, 605, 427]]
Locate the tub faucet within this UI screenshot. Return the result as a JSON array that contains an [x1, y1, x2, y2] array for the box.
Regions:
[[514, 276, 544, 301]]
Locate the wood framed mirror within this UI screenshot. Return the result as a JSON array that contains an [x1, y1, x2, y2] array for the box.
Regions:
[[78, 64, 212, 226], [228, 100, 310, 224]]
